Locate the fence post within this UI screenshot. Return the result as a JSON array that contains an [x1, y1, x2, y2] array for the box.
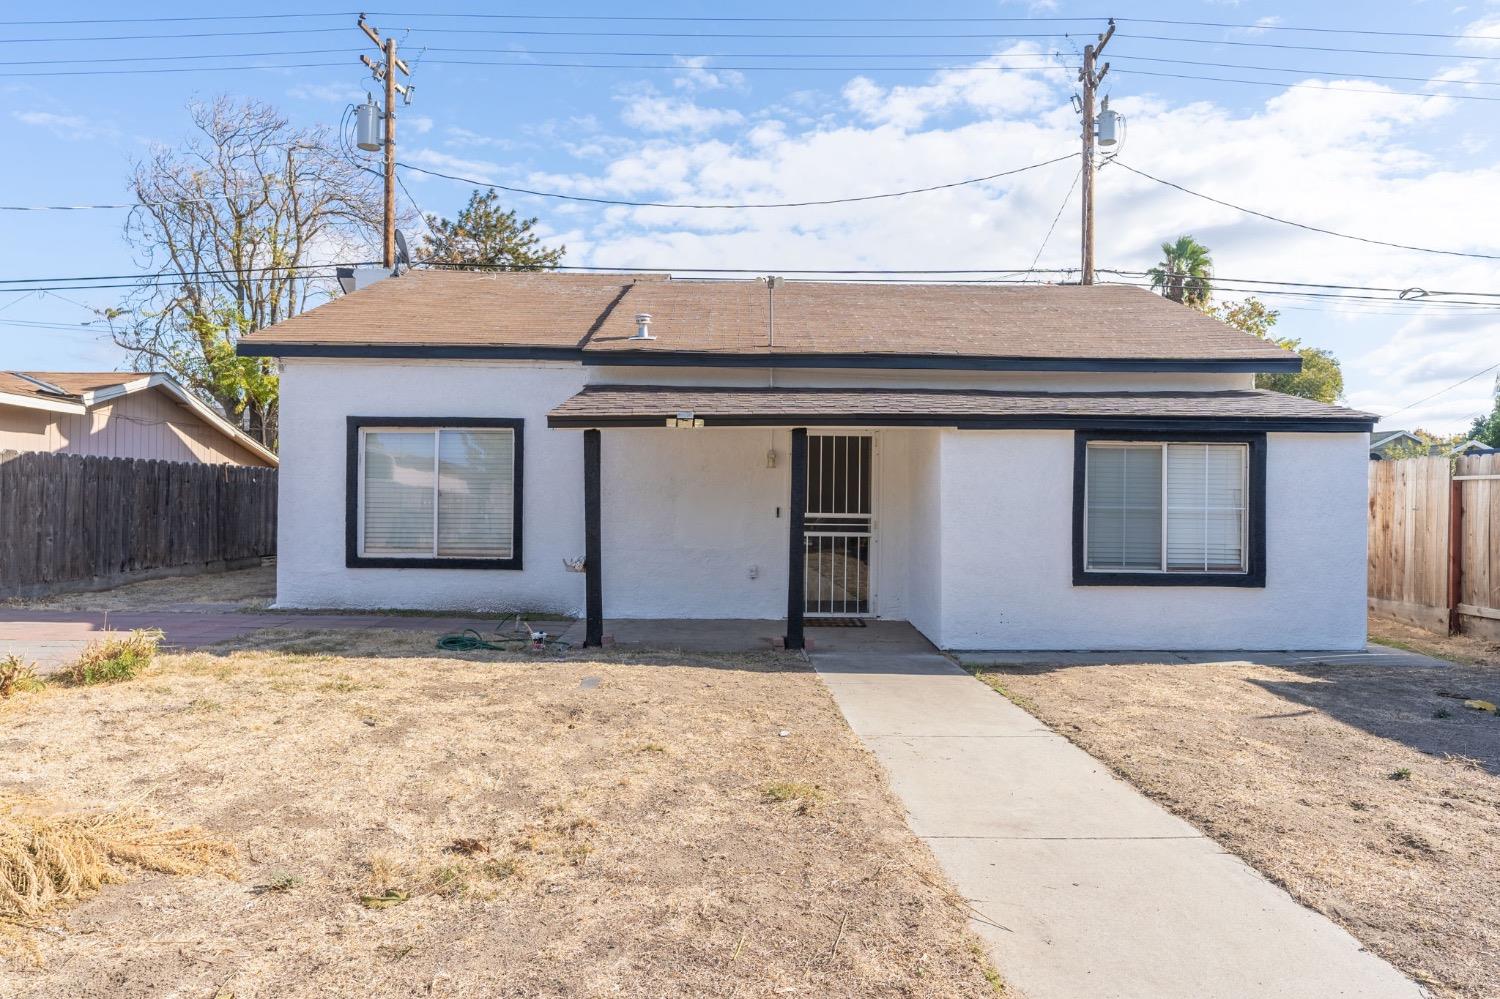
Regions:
[[1448, 474, 1463, 635]]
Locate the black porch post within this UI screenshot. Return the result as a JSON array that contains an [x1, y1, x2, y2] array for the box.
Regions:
[[583, 428, 603, 648], [784, 427, 808, 651]]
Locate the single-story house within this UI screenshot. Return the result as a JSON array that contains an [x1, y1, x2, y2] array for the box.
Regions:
[[237, 270, 1377, 651], [0, 371, 277, 466], [1368, 429, 1486, 460]]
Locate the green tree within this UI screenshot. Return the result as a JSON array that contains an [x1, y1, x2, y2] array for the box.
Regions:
[[114, 97, 386, 449], [1469, 376, 1500, 448], [1148, 234, 1214, 308], [418, 189, 565, 270], [1209, 296, 1345, 404]]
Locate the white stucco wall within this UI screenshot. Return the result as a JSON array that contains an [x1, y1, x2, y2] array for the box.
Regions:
[[929, 430, 1369, 651], [277, 359, 1366, 650], [904, 429, 945, 646], [276, 359, 590, 612]]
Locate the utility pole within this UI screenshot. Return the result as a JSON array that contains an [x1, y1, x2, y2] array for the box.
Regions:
[[1078, 18, 1115, 285], [358, 15, 411, 268]]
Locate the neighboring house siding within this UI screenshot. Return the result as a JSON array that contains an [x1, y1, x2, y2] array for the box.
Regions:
[[0, 388, 267, 466]]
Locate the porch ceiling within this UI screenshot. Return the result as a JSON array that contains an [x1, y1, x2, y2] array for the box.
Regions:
[[546, 385, 1377, 432]]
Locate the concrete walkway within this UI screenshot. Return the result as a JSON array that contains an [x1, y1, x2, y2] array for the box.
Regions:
[[810, 628, 1426, 999]]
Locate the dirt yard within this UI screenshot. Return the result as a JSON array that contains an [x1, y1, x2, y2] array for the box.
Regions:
[[5, 562, 276, 612], [0, 628, 1000, 998], [972, 623, 1500, 999]]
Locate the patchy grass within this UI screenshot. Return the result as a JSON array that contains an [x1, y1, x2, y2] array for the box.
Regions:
[[761, 781, 828, 814], [972, 632, 1499, 999], [64, 630, 161, 687], [0, 657, 45, 699], [0, 630, 1000, 997]]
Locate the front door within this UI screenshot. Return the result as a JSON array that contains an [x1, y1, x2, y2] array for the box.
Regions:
[[804, 433, 875, 617]]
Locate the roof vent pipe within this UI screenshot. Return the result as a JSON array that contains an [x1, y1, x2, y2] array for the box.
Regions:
[[630, 313, 655, 340]]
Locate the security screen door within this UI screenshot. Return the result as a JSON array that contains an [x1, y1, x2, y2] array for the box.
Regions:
[[804, 434, 874, 617]]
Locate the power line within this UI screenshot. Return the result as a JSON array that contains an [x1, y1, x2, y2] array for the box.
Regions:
[[396, 152, 1077, 208], [1110, 52, 1500, 88], [1382, 362, 1500, 418], [3, 12, 1498, 42], [1111, 161, 1500, 260], [1112, 68, 1500, 102], [1029, 165, 1084, 272]]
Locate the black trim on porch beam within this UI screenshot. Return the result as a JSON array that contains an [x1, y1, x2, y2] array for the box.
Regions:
[[548, 414, 1375, 433], [583, 429, 603, 649], [784, 428, 808, 652]]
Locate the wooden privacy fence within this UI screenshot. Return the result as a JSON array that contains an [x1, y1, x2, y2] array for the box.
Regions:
[[0, 450, 276, 598], [1368, 451, 1500, 639]]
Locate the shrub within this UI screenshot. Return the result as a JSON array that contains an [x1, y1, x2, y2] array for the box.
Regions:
[[67, 630, 163, 686], [0, 656, 45, 698]]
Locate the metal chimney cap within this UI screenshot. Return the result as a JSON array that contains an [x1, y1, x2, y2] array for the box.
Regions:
[[634, 312, 652, 324], [630, 313, 656, 340]]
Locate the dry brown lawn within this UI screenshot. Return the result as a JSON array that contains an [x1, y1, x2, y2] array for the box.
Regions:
[[971, 621, 1500, 999], [6, 563, 276, 612], [0, 628, 1000, 998]]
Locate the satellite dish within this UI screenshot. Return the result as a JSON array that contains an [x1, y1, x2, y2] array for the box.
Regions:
[[394, 229, 411, 269]]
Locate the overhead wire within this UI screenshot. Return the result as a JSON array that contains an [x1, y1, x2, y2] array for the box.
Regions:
[[394, 152, 1078, 209], [1381, 362, 1500, 418], [1110, 161, 1500, 260]]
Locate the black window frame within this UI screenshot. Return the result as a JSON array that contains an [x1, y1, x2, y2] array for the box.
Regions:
[[1071, 429, 1266, 588], [346, 416, 525, 570]]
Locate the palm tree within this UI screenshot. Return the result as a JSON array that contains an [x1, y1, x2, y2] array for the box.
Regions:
[[1148, 235, 1213, 308]]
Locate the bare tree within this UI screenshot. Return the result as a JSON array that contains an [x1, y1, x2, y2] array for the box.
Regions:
[[115, 97, 387, 447]]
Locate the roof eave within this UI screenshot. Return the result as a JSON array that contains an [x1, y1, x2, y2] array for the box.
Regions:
[[237, 340, 1301, 373]]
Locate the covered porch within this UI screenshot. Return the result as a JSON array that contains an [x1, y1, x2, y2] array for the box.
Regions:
[[546, 383, 1369, 652]]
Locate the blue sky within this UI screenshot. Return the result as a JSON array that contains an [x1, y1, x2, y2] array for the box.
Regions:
[[4, 1, 1499, 432]]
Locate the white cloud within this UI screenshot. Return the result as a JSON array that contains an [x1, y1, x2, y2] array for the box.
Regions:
[[619, 95, 746, 133], [286, 83, 365, 104], [13, 110, 115, 141], [671, 56, 747, 93], [407, 115, 434, 135]]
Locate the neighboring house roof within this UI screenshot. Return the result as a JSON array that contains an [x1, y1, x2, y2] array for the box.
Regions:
[[0, 371, 278, 466], [548, 385, 1377, 431], [1368, 429, 1484, 458], [237, 270, 1302, 372]]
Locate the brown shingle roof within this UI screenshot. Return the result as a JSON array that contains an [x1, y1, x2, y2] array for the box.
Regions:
[[547, 385, 1376, 429], [238, 270, 1299, 367], [0, 371, 143, 401]]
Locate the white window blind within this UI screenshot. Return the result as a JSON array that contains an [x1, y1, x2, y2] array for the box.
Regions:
[[438, 430, 515, 557], [361, 427, 516, 559], [1166, 444, 1246, 572], [1085, 445, 1163, 570], [362, 431, 435, 555], [1085, 442, 1247, 574]]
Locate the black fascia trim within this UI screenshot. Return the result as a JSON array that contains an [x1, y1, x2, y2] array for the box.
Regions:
[[547, 414, 1373, 433], [237, 339, 1301, 373], [242, 343, 581, 360], [583, 352, 1301, 373], [346, 416, 525, 570], [1071, 430, 1268, 589]]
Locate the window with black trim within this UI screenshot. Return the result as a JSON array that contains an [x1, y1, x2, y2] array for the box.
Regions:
[[1072, 431, 1265, 587], [346, 417, 523, 570]]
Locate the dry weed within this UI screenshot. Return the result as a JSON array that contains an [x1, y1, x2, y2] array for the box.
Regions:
[[0, 795, 236, 955], [65, 630, 163, 686], [0, 656, 45, 699]]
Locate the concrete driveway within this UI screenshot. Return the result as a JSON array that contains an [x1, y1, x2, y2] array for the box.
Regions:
[[810, 625, 1426, 999]]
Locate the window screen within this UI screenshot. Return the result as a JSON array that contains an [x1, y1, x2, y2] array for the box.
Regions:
[[1086, 442, 1247, 574], [361, 427, 516, 560]]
